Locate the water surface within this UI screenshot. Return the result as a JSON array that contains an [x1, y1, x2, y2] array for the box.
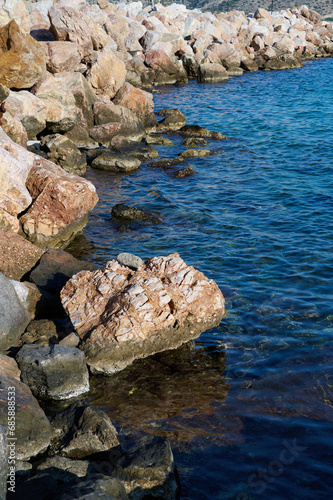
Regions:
[[68, 58, 333, 499]]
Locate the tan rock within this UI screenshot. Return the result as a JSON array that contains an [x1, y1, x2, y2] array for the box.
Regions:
[[42, 41, 81, 74], [0, 0, 30, 32], [0, 127, 98, 247], [93, 100, 146, 141], [2, 91, 47, 140], [89, 122, 122, 147], [0, 108, 28, 148], [0, 230, 45, 280], [145, 49, 180, 75], [87, 43, 126, 99], [49, 6, 93, 63], [60, 253, 226, 374], [254, 8, 273, 24], [113, 82, 154, 121], [198, 63, 229, 83], [0, 20, 46, 90]]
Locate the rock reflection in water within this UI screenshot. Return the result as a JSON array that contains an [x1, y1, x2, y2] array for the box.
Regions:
[[89, 342, 242, 447]]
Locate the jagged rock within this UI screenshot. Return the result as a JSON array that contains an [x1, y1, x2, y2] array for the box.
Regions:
[[113, 435, 179, 499], [179, 125, 227, 140], [57, 477, 128, 500], [92, 153, 141, 172], [0, 355, 52, 459], [0, 231, 44, 281], [36, 456, 93, 481], [87, 43, 126, 99], [40, 134, 87, 175], [0, 0, 31, 33], [113, 83, 154, 123], [0, 83, 9, 103], [16, 344, 90, 400], [0, 20, 46, 89], [174, 166, 196, 178], [50, 401, 120, 459], [89, 122, 122, 147], [93, 100, 146, 142], [9, 280, 43, 323], [0, 273, 31, 353], [60, 253, 226, 374]]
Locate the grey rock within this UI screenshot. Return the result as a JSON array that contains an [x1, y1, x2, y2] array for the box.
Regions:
[[0, 355, 52, 460], [117, 253, 143, 270], [0, 272, 31, 353], [20, 319, 58, 347], [50, 401, 120, 459], [113, 435, 179, 500], [16, 345, 89, 400], [40, 134, 87, 175], [181, 54, 198, 77], [145, 135, 173, 146], [91, 153, 141, 172], [37, 456, 93, 482], [174, 166, 196, 178], [156, 108, 186, 133]]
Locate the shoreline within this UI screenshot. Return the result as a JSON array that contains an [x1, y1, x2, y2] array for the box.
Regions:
[[0, 1, 333, 498]]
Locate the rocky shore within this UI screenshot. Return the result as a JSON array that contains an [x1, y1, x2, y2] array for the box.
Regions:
[[0, 0, 332, 498]]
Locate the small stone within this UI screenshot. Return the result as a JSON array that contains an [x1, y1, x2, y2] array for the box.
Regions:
[[179, 149, 212, 158], [181, 137, 208, 147], [174, 166, 196, 178], [59, 332, 80, 348], [16, 345, 89, 400], [117, 253, 143, 270], [145, 135, 173, 146]]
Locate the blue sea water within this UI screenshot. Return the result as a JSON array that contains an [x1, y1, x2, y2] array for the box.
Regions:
[[69, 58, 333, 499]]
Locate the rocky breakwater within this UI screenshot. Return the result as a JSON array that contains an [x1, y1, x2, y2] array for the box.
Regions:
[[61, 253, 226, 374]]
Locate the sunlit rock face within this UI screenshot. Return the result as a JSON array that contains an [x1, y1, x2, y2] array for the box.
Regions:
[[61, 253, 226, 374]]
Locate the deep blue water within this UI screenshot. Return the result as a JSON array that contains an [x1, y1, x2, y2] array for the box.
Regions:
[[68, 58, 333, 499]]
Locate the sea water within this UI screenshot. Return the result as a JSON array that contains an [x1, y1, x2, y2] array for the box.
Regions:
[[68, 58, 333, 499]]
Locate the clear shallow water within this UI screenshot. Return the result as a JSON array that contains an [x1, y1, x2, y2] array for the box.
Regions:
[[68, 59, 333, 499]]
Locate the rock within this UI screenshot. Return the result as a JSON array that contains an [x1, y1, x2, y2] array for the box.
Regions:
[[145, 49, 186, 82], [36, 455, 93, 481], [145, 135, 173, 145], [179, 148, 211, 158], [49, 6, 93, 63], [113, 435, 179, 499], [0, 83, 9, 103], [19, 320, 58, 347], [181, 137, 208, 147], [0, 424, 6, 499], [1, 91, 46, 140], [241, 59, 259, 72], [93, 100, 146, 142], [113, 83, 154, 123], [0, 0, 31, 33], [42, 41, 81, 73], [0, 355, 52, 459], [57, 477, 128, 500], [147, 157, 185, 168], [87, 43, 126, 99], [16, 344, 90, 400], [198, 63, 229, 83], [174, 166, 196, 178], [60, 253, 226, 374], [179, 125, 227, 140], [40, 134, 87, 175], [9, 280, 42, 322], [110, 141, 159, 162], [0, 230, 44, 280], [59, 332, 80, 348], [15, 460, 33, 479], [0, 20, 46, 89], [117, 253, 143, 270], [0, 273, 31, 353], [50, 401, 120, 459], [111, 204, 161, 223], [181, 53, 198, 77], [91, 153, 141, 172], [89, 122, 122, 147], [156, 108, 186, 132], [29, 248, 97, 294]]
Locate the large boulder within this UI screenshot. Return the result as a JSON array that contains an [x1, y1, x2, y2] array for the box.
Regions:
[[86, 43, 126, 99], [112, 83, 154, 123], [93, 100, 146, 142], [0, 0, 31, 32], [0, 20, 46, 89], [198, 63, 229, 83], [16, 344, 90, 400], [0, 127, 98, 247], [1, 90, 47, 140], [42, 41, 81, 74], [60, 253, 226, 374], [0, 273, 31, 353], [48, 5, 94, 63], [0, 230, 44, 280], [40, 134, 87, 175], [0, 355, 52, 459]]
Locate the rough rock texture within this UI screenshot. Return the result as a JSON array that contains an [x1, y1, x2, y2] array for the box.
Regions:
[[174, 166, 196, 178], [42, 40, 81, 74], [0, 127, 98, 245], [113, 435, 179, 499], [0, 230, 44, 280], [87, 43, 126, 99], [50, 401, 120, 459], [156, 108, 186, 133], [0, 355, 52, 459], [198, 63, 229, 83], [0, 20, 46, 89], [111, 204, 161, 223], [61, 253, 226, 374], [113, 83, 154, 122], [117, 253, 143, 270], [0, 272, 31, 353], [179, 148, 211, 158], [36, 455, 93, 481], [2, 91, 47, 140], [19, 319, 58, 347], [91, 152, 141, 172], [40, 134, 87, 175], [16, 344, 90, 400], [179, 124, 227, 140], [93, 100, 146, 142]]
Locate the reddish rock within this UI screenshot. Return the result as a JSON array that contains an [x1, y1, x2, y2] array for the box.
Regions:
[[113, 82, 154, 121], [89, 122, 122, 146], [49, 6, 93, 63], [145, 49, 180, 75], [93, 100, 146, 141], [0, 231, 45, 280], [61, 253, 226, 374], [0, 20, 46, 89]]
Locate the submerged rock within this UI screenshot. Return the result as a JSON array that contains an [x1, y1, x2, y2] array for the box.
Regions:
[[179, 125, 227, 140], [147, 157, 185, 168], [181, 137, 208, 147], [156, 108, 186, 132], [50, 401, 120, 459], [16, 344, 90, 400], [179, 148, 212, 158], [174, 166, 196, 178], [60, 253, 226, 374], [145, 135, 174, 146], [111, 204, 161, 223], [91, 153, 141, 172]]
